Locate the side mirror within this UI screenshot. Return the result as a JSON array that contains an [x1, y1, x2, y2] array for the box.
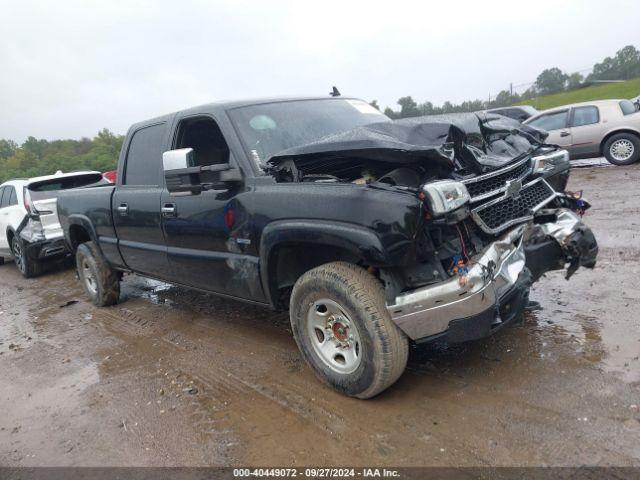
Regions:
[[163, 148, 243, 196], [163, 148, 203, 196]]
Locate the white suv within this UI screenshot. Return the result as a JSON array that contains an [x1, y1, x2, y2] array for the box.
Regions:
[[0, 171, 104, 278]]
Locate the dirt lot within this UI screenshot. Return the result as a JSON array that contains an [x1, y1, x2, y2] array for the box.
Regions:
[[1, 165, 639, 467]]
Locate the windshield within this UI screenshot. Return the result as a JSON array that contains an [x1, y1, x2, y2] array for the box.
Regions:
[[227, 98, 390, 167]]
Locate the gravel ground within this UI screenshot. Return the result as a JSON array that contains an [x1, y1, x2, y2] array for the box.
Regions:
[[0, 164, 639, 467]]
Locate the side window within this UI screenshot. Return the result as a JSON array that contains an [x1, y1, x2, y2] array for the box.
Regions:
[[174, 117, 230, 167], [8, 187, 17, 206], [571, 106, 599, 127], [619, 100, 638, 116], [0, 187, 6, 209], [123, 123, 166, 186], [528, 110, 568, 131]]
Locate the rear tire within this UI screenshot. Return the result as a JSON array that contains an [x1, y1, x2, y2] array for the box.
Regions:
[[76, 241, 120, 306], [0, 257, 4, 266], [289, 261, 408, 399], [603, 133, 640, 166], [12, 236, 43, 278]]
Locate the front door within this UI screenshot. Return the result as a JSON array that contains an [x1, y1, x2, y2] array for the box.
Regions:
[[160, 115, 262, 301], [113, 122, 171, 278]]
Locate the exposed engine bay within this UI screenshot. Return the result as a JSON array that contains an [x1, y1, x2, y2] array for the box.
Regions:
[[266, 112, 549, 187], [266, 112, 597, 306]]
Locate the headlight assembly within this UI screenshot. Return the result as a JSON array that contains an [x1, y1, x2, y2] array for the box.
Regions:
[[532, 149, 570, 175], [422, 180, 470, 216]]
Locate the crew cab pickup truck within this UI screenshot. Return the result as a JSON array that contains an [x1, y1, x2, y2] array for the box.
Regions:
[[58, 97, 598, 398]]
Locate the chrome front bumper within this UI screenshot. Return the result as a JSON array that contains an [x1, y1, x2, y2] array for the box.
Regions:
[[387, 226, 527, 340]]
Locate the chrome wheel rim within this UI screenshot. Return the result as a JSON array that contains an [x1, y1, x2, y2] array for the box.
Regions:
[[610, 139, 634, 162], [81, 259, 97, 295], [12, 238, 25, 273], [306, 298, 362, 374]]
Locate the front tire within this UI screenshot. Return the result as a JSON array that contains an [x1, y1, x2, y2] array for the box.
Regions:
[[76, 241, 120, 306], [603, 133, 640, 166], [289, 262, 408, 399], [12, 236, 43, 278]]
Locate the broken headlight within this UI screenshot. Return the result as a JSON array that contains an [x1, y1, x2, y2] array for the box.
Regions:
[[532, 149, 569, 175], [422, 180, 470, 216]]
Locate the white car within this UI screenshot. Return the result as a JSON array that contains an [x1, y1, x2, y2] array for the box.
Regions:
[[0, 171, 105, 277]]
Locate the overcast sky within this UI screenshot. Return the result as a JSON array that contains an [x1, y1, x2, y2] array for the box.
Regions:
[[1, 0, 638, 142]]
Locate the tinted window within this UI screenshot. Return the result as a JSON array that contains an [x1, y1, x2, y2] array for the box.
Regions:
[[620, 100, 638, 116], [571, 106, 599, 127], [175, 117, 230, 167], [0, 187, 6, 208], [8, 187, 17, 206], [28, 174, 106, 201], [124, 124, 166, 185], [528, 110, 568, 131]]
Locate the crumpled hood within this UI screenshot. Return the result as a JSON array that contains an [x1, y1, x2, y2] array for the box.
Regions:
[[267, 112, 549, 175]]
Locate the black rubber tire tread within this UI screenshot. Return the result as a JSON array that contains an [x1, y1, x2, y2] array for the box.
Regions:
[[76, 241, 120, 307], [12, 237, 43, 279], [603, 132, 640, 166], [290, 261, 408, 399]]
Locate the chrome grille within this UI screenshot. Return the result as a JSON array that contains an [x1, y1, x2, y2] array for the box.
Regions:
[[471, 179, 557, 234], [462, 157, 532, 202]]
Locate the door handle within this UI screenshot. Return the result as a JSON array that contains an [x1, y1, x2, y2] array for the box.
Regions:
[[117, 203, 129, 216], [161, 204, 176, 217], [560, 131, 570, 137]]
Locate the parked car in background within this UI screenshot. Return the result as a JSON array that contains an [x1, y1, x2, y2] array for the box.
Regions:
[[632, 95, 640, 110], [103, 170, 117, 183], [0, 171, 105, 277], [486, 105, 538, 122], [523, 99, 640, 165]]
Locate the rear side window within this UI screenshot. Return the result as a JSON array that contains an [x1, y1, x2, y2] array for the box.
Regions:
[[0, 187, 6, 208], [124, 123, 166, 186], [528, 110, 568, 131], [620, 100, 638, 116], [28, 174, 105, 201], [8, 187, 17, 206], [571, 106, 599, 127]]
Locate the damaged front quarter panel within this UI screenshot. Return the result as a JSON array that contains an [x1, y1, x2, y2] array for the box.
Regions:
[[525, 208, 598, 280]]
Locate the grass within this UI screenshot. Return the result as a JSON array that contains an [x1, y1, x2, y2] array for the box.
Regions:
[[517, 77, 640, 110]]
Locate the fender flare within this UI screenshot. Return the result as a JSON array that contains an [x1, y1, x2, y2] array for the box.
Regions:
[[65, 214, 100, 251], [259, 219, 390, 307]]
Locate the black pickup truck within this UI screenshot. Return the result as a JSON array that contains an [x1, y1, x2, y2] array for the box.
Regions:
[[57, 96, 598, 398]]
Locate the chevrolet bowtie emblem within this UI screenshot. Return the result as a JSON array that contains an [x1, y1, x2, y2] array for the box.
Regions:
[[505, 179, 523, 199]]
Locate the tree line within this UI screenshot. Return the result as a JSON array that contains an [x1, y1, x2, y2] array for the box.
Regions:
[[0, 129, 123, 183], [378, 44, 640, 118]]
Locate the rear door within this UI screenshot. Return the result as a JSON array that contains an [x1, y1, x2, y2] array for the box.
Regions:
[[0, 187, 9, 254], [112, 122, 171, 277], [567, 106, 602, 157]]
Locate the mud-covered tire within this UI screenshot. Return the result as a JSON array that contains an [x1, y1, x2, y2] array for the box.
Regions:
[[76, 241, 120, 306], [289, 262, 408, 399], [12, 236, 43, 279], [603, 133, 640, 166]]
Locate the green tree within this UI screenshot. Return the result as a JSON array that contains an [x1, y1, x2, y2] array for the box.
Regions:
[[397, 96, 420, 118], [567, 72, 584, 89], [535, 68, 569, 95]]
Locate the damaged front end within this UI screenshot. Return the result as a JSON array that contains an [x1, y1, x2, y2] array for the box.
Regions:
[[266, 110, 598, 343]]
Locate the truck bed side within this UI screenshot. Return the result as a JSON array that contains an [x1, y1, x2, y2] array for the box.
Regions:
[[57, 185, 126, 269]]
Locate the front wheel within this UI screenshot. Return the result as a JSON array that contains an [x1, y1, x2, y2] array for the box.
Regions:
[[289, 262, 408, 399], [603, 133, 640, 166], [12, 236, 43, 278], [76, 241, 120, 306]]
